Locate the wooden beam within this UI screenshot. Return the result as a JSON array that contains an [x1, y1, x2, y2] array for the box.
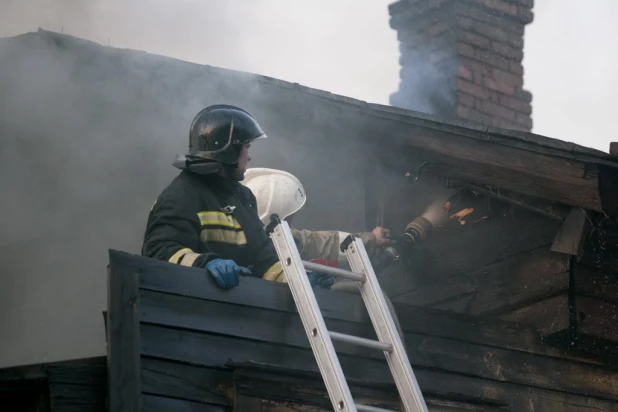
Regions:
[[374, 114, 603, 210], [551, 208, 591, 257], [107, 252, 141, 412], [395, 248, 570, 317]]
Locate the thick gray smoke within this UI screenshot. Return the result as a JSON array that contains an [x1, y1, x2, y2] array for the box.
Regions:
[[0, 2, 454, 369], [0, 30, 411, 368]]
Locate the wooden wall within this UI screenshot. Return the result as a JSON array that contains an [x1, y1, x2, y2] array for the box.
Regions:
[[106, 249, 618, 411]]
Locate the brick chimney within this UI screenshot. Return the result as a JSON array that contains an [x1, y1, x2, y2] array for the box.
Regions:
[[389, 0, 534, 132]]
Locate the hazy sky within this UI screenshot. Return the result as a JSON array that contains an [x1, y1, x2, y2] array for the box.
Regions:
[[1, 0, 616, 153]]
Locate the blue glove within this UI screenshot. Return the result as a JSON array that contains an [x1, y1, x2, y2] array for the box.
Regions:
[[205, 259, 252, 289], [307, 272, 335, 289]]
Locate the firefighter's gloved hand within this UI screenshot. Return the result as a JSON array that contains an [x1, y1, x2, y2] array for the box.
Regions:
[[205, 259, 251, 289], [307, 272, 334, 289]]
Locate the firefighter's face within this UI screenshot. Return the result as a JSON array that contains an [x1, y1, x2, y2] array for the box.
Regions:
[[235, 143, 251, 179]]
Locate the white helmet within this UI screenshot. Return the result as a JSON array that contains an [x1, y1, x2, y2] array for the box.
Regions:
[[241, 168, 307, 225]]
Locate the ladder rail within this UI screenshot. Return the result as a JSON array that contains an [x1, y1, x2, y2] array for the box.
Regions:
[[270, 221, 357, 412], [344, 237, 429, 412]]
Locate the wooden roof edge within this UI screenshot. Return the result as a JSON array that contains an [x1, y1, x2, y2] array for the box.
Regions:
[[6, 29, 615, 169]]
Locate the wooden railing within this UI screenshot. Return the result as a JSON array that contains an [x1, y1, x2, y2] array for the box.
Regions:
[[106, 249, 618, 412]]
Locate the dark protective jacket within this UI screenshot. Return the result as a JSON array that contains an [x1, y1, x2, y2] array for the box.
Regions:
[[141, 170, 283, 281]]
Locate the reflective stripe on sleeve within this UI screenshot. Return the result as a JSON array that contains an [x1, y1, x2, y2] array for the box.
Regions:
[[262, 261, 285, 282], [169, 248, 192, 264]]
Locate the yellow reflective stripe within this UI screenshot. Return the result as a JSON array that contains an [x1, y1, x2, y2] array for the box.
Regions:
[[179, 252, 201, 267], [199, 228, 247, 245], [150, 200, 157, 211], [263, 261, 285, 282], [197, 211, 241, 229], [168, 248, 192, 264]]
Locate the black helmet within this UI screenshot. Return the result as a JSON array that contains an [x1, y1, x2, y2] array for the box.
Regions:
[[187, 104, 267, 165]]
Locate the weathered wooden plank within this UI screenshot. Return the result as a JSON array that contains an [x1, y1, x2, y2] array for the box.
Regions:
[[397, 248, 569, 316], [107, 251, 141, 412], [551, 208, 591, 257], [501, 293, 618, 344], [111, 249, 601, 365], [373, 112, 603, 210], [234, 395, 262, 411], [501, 295, 570, 337], [234, 363, 618, 412], [389, 210, 561, 293], [575, 266, 618, 305], [577, 297, 618, 342], [142, 394, 226, 412], [139, 299, 618, 401], [141, 358, 231, 406]]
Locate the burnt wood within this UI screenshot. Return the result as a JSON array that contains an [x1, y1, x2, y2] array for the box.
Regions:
[[575, 266, 618, 305], [120, 248, 594, 364], [139, 287, 618, 400], [371, 109, 605, 211], [502, 292, 618, 345], [396, 247, 570, 316], [388, 210, 561, 296], [106, 250, 618, 411], [142, 394, 226, 412], [107, 254, 141, 412], [233, 364, 618, 412]]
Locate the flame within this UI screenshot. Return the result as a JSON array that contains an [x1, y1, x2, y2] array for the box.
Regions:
[[450, 208, 475, 225]]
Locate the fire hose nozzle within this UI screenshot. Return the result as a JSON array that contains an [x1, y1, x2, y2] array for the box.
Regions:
[[401, 216, 433, 247]]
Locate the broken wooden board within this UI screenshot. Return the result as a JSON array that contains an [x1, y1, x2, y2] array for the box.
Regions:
[[551, 208, 591, 257]]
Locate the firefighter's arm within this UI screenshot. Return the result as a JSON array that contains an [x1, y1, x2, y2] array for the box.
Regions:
[[141, 195, 220, 268]]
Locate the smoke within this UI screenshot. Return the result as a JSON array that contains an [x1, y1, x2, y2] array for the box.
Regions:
[[0, 1, 455, 369]]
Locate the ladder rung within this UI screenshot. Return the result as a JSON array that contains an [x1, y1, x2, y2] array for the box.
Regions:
[[356, 404, 396, 412], [303, 260, 365, 282], [329, 331, 393, 352]]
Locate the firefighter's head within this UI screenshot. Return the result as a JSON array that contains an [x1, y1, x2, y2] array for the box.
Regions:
[[186, 105, 267, 180], [241, 168, 307, 226]]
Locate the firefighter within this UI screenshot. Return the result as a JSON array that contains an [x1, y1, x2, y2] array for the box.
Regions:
[[141, 105, 328, 290], [241, 167, 406, 341]]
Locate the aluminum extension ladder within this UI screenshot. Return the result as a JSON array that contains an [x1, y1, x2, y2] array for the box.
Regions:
[[267, 216, 428, 412]]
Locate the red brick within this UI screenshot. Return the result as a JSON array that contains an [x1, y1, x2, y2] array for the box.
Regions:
[[508, 61, 524, 76], [499, 95, 532, 114], [518, 89, 533, 103], [428, 21, 450, 36], [491, 41, 524, 61], [456, 4, 527, 35], [457, 65, 473, 80], [484, 77, 515, 95], [515, 113, 533, 130], [457, 78, 490, 99], [492, 68, 523, 88], [477, 99, 516, 121], [477, 0, 518, 15], [457, 44, 513, 73], [458, 17, 524, 49], [458, 92, 476, 108], [456, 105, 494, 126], [473, 0, 534, 23], [460, 31, 491, 49]]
